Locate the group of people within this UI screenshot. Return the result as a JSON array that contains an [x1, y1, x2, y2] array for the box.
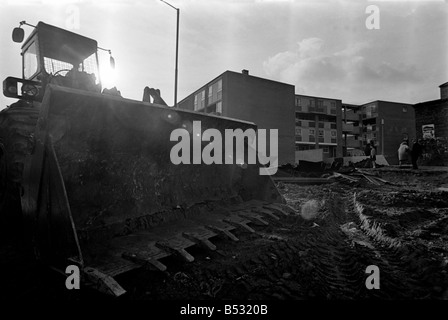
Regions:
[[364, 138, 424, 169], [398, 138, 424, 169]]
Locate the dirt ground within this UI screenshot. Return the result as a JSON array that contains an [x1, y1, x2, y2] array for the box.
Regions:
[[1, 167, 448, 300]]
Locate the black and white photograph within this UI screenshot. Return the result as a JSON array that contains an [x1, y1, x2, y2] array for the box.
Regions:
[[0, 0, 447, 312]]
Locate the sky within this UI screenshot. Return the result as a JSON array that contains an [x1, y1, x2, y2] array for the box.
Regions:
[[0, 0, 447, 110]]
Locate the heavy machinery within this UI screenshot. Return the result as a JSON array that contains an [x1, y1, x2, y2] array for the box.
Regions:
[[0, 21, 292, 296]]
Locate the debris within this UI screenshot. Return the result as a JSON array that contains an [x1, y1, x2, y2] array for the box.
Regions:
[[331, 169, 391, 186], [173, 272, 190, 284]]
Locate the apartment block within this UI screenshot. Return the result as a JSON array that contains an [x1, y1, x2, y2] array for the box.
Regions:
[[178, 70, 296, 165], [294, 94, 343, 160], [359, 101, 415, 165]]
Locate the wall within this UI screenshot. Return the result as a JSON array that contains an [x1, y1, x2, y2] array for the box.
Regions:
[[414, 99, 448, 140], [224, 71, 296, 165], [377, 101, 416, 165], [295, 148, 325, 163]]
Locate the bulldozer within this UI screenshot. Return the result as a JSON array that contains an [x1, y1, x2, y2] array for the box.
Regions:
[[0, 21, 292, 297]]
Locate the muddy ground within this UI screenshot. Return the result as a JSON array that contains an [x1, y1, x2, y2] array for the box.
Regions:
[[1, 168, 448, 301]]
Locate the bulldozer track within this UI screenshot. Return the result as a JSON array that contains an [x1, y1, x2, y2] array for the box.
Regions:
[[0, 182, 447, 300]]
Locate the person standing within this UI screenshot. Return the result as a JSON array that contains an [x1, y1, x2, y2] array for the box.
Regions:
[[370, 141, 377, 168], [364, 142, 371, 157], [411, 139, 423, 169], [398, 140, 410, 167]]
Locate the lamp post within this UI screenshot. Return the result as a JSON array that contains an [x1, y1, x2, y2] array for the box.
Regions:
[[381, 118, 384, 155], [160, 0, 179, 108]]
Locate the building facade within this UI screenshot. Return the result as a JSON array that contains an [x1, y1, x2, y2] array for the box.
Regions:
[[294, 95, 343, 160], [358, 100, 415, 164], [413, 83, 448, 141], [342, 103, 363, 156], [178, 70, 296, 165]]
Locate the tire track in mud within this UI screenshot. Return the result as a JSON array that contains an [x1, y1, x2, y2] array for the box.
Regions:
[[119, 184, 445, 300]]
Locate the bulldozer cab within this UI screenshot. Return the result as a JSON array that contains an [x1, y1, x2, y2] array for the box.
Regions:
[[4, 21, 101, 101]]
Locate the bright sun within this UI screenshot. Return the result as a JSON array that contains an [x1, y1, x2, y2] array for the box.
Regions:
[[99, 62, 117, 89]]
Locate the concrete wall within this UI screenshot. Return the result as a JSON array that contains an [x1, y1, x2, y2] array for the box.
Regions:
[[295, 148, 325, 163]]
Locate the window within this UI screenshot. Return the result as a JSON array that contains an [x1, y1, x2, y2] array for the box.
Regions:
[[309, 135, 315, 142], [331, 138, 337, 143], [217, 79, 222, 100], [403, 106, 408, 113], [208, 86, 213, 101], [309, 100, 315, 111], [318, 129, 324, 137], [296, 97, 301, 106], [295, 128, 302, 136], [216, 101, 222, 114], [194, 90, 206, 111], [331, 130, 337, 137], [323, 147, 329, 153], [330, 123, 337, 129], [318, 137, 324, 143], [309, 129, 315, 135], [208, 79, 222, 105], [317, 100, 324, 113], [309, 121, 316, 127], [318, 122, 324, 128], [330, 102, 336, 115], [317, 100, 323, 108], [24, 42, 38, 79]]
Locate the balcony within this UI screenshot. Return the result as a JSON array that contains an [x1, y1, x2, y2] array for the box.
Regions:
[[342, 123, 361, 135], [344, 111, 360, 122]]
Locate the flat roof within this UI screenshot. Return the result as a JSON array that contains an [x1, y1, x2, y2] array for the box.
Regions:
[[295, 93, 342, 102], [414, 98, 448, 107], [179, 70, 295, 104], [359, 100, 413, 107]]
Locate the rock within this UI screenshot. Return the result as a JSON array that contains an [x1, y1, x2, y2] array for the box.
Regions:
[[282, 272, 292, 279]]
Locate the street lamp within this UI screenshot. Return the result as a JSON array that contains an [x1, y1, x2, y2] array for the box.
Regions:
[[381, 118, 384, 155], [160, 0, 179, 108]]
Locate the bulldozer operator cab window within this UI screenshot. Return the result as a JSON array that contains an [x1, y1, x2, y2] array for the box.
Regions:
[[43, 52, 100, 85], [24, 41, 38, 79]]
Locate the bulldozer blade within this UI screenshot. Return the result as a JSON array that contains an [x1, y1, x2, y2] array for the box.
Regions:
[[122, 252, 168, 272], [20, 85, 286, 295], [83, 267, 127, 297]]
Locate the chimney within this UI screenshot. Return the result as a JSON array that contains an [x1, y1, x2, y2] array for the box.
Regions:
[[242, 69, 249, 75], [440, 82, 448, 99]]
